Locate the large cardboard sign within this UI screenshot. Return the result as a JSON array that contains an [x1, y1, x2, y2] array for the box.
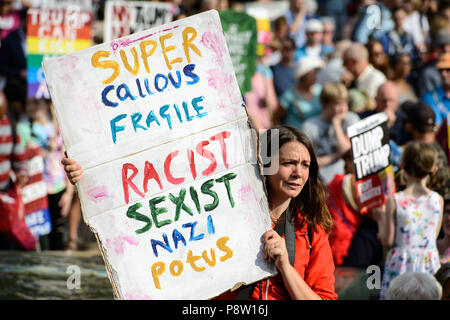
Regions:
[[42, 10, 274, 299], [26, 3, 92, 98], [347, 112, 396, 213], [104, 1, 173, 42]]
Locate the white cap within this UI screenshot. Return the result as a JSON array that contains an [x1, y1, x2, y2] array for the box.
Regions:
[[295, 57, 325, 80], [305, 19, 324, 33]]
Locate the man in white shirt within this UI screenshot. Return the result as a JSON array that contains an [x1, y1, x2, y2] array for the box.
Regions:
[[343, 42, 387, 101]]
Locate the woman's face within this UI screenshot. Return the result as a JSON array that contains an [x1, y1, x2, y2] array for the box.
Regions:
[[299, 69, 318, 88], [370, 42, 386, 67], [323, 98, 348, 120], [396, 55, 412, 77], [394, 9, 406, 29], [403, 0, 414, 13], [268, 141, 311, 202]]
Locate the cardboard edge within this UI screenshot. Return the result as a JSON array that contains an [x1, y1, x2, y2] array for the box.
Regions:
[[89, 223, 122, 300]]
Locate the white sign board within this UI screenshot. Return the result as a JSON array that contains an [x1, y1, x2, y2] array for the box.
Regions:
[[43, 10, 274, 300], [104, 0, 173, 42]]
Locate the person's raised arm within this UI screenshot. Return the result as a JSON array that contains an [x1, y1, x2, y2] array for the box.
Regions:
[[317, 153, 341, 167], [289, 6, 307, 38], [331, 113, 351, 155], [378, 195, 396, 248]]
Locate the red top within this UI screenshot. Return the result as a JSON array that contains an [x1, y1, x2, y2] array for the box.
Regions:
[[327, 174, 362, 266], [215, 211, 337, 300]]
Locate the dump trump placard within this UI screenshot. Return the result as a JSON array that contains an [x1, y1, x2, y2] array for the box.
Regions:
[[42, 10, 275, 300], [347, 112, 396, 213]]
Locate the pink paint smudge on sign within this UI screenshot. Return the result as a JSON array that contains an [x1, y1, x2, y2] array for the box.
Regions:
[[67, 55, 79, 69], [124, 292, 152, 300], [87, 186, 109, 203], [110, 25, 180, 53], [206, 69, 241, 114], [111, 233, 139, 255], [123, 273, 152, 300], [201, 31, 225, 65], [206, 69, 220, 90], [238, 184, 254, 203]]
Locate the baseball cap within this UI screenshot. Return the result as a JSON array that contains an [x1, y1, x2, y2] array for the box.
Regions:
[[403, 101, 436, 133], [295, 57, 324, 80], [436, 52, 450, 70], [305, 19, 324, 33]]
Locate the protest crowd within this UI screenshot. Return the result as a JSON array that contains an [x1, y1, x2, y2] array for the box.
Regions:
[[0, 0, 449, 300]]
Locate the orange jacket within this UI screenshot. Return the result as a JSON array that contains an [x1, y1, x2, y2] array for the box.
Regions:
[[216, 212, 337, 300]]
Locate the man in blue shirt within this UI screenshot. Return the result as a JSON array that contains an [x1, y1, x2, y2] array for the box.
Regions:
[[422, 53, 450, 127], [378, 6, 418, 64], [272, 37, 297, 98]]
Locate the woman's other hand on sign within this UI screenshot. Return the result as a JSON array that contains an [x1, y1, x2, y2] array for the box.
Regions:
[[61, 157, 84, 184], [263, 229, 289, 269]]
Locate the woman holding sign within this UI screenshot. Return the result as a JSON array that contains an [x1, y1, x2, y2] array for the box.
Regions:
[[61, 125, 337, 300], [254, 125, 337, 300], [217, 125, 336, 300]]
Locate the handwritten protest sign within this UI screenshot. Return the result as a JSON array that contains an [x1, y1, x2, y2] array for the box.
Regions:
[[347, 112, 396, 213], [219, 10, 257, 95], [43, 10, 274, 299], [26, 1, 92, 98], [104, 1, 173, 42], [23, 145, 52, 237]]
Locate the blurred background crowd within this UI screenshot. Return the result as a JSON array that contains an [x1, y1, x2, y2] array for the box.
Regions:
[[0, 0, 449, 300]]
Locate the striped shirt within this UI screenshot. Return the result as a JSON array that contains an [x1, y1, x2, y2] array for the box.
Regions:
[[0, 115, 28, 191]]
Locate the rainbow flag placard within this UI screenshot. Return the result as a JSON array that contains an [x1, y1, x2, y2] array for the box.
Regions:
[[27, 7, 92, 98]]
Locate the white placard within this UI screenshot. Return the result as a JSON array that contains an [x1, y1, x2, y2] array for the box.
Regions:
[[43, 10, 275, 300], [104, 0, 173, 42]]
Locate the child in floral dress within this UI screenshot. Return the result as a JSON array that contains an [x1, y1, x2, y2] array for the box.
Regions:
[[377, 141, 444, 299]]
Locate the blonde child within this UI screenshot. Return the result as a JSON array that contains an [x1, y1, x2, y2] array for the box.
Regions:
[[378, 141, 444, 299]]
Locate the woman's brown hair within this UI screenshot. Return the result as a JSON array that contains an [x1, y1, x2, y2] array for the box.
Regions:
[[262, 125, 333, 234]]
